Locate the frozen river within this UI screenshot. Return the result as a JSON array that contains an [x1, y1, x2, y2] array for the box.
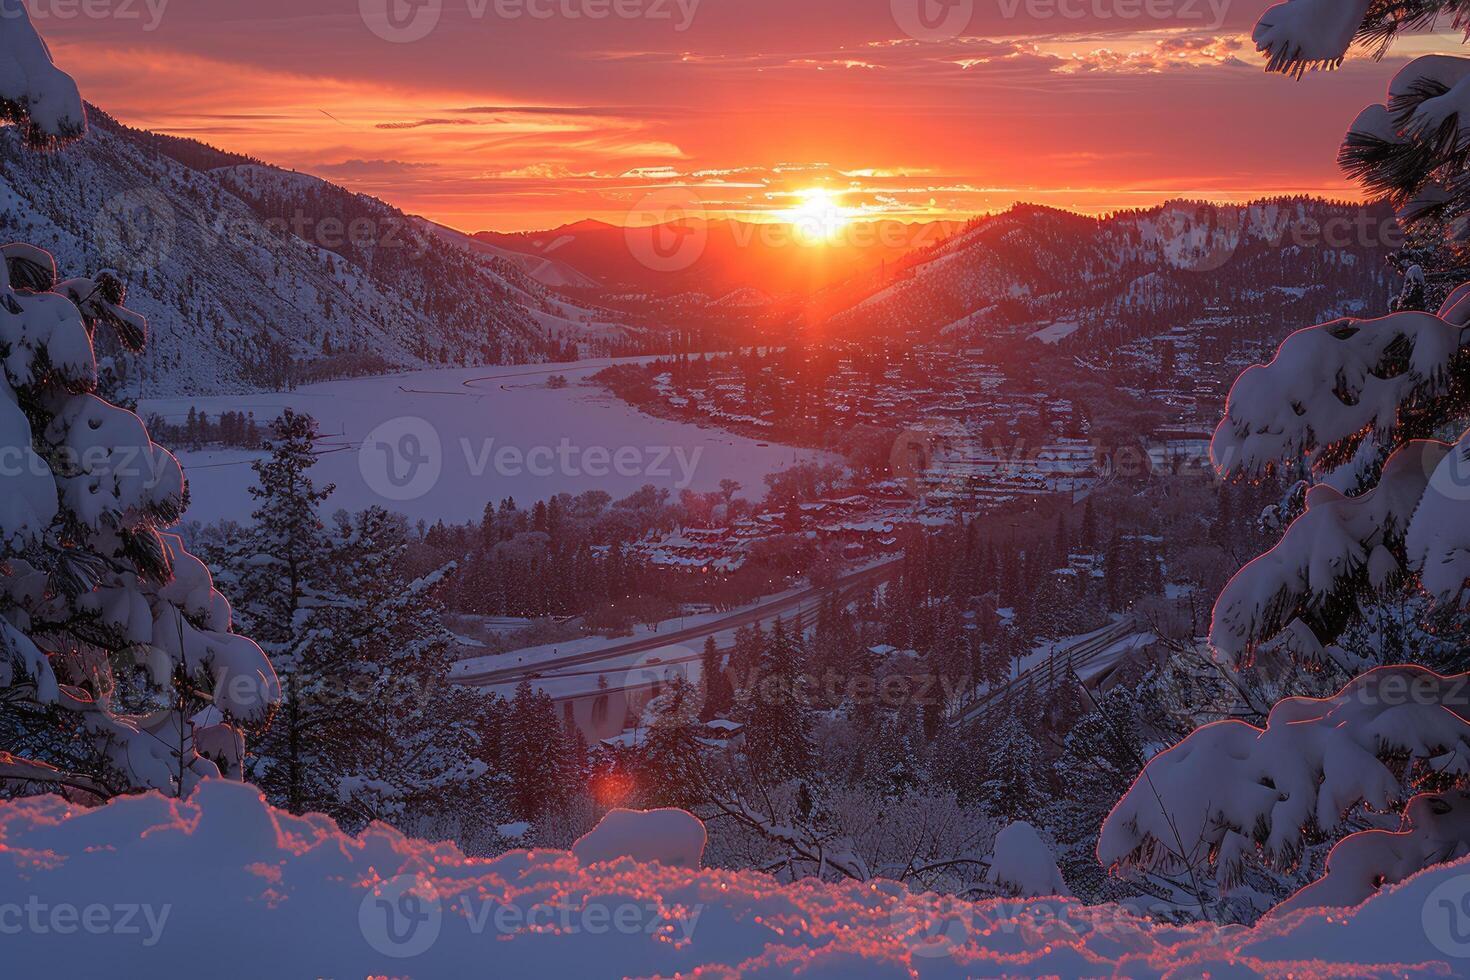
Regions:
[[141, 358, 830, 525]]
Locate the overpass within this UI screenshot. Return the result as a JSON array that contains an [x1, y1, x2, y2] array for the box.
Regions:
[[454, 559, 901, 741], [946, 617, 1153, 729]]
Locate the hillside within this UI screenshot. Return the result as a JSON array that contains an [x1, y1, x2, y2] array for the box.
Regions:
[[815, 200, 1394, 349], [0, 108, 645, 394]]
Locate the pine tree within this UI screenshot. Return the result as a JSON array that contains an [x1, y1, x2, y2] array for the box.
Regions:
[[1047, 687, 1142, 903], [980, 701, 1048, 824], [699, 635, 734, 720], [741, 618, 813, 783], [230, 410, 335, 813], [1107, 1, 1470, 906], [305, 508, 488, 831], [641, 675, 706, 807], [503, 681, 576, 822], [0, 26, 276, 799]]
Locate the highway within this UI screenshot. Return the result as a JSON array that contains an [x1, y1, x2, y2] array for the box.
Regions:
[[455, 559, 900, 693]]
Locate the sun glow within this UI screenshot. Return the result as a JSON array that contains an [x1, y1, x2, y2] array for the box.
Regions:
[[783, 188, 853, 244]]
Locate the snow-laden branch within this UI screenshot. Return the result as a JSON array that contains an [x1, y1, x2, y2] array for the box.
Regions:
[[1276, 790, 1470, 913], [0, 750, 109, 798], [1211, 440, 1449, 661], [1405, 426, 1470, 607], [1340, 56, 1470, 211], [1211, 311, 1463, 480], [1099, 665, 1470, 905], [1253, 0, 1371, 76], [0, 0, 84, 146]]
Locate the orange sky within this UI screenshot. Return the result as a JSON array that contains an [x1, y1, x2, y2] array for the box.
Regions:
[[32, 1, 1470, 231]]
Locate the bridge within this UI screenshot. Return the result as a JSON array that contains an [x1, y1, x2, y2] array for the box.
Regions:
[[946, 617, 1153, 729], [454, 559, 901, 741]]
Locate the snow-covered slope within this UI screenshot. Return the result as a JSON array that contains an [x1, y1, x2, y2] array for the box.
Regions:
[[821, 201, 1390, 344], [0, 109, 638, 394], [423, 219, 602, 289], [1, 780, 1465, 978]]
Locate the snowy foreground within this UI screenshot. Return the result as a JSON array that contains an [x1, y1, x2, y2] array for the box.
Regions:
[[3, 782, 1468, 978], [141, 359, 828, 525]]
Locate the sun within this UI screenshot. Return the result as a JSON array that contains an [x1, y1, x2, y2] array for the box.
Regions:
[[783, 188, 852, 245]]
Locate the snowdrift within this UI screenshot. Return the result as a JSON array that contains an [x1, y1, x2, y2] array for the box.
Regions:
[[1, 781, 1468, 978]]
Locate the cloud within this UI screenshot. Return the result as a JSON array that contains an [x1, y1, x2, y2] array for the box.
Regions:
[[450, 105, 651, 117], [375, 118, 481, 130], [315, 159, 433, 177]]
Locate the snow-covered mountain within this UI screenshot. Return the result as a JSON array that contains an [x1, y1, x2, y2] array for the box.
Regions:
[[0, 108, 642, 394], [816, 200, 1394, 345]]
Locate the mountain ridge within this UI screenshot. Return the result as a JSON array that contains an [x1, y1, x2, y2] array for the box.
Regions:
[[0, 106, 649, 395]]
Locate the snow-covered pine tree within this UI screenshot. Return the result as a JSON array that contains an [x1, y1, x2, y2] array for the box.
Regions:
[[699, 634, 734, 721], [0, 8, 276, 798], [303, 507, 488, 831], [228, 409, 334, 813], [978, 699, 1048, 825], [1103, 0, 1470, 913], [640, 674, 706, 807], [502, 680, 578, 822], [741, 617, 813, 783], [1046, 686, 1140, 904]]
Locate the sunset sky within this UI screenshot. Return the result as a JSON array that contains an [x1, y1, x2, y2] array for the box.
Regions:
[[35, 0, 1468, 232]]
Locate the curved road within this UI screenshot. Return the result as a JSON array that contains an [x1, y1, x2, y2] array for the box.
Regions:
[[456, 559, 899, 689]]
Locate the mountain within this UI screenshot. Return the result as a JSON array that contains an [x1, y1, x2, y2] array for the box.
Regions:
[[422, 220, 602, 290], [0, 108, 647, 394], [812, 200, 1396, 349], [475, 217, 965, 297]]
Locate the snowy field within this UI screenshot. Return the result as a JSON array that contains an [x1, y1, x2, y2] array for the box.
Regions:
[[3, 781, 1467, 979], [140, 358, 831, 525]]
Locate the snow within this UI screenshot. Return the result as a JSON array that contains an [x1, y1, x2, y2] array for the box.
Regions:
[[1390, 56, 1470, 133], [1100, 665, 1470, 895], [1439, 281, 1470, 327], [1028, 320, 1080, 345], [1253, 0, 1369, 75], [987, 822, 1070, 898], [45, 393, 185, 529], [0, 376, 55, 550], [1212, 441, 1449, 661], [141, 359, 832, 525], [572, 808, 707, 869], [1277, 791, 1470, 915], [1406, 428, 1470, 608], [1212, 311, 1462, 480], [0, 0, 85, 144], [3, 780, 1470, 977]]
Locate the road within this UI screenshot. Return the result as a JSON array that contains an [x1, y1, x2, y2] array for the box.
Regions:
[[455, 559, 900, 691], [946, 616, 1148, 728]]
